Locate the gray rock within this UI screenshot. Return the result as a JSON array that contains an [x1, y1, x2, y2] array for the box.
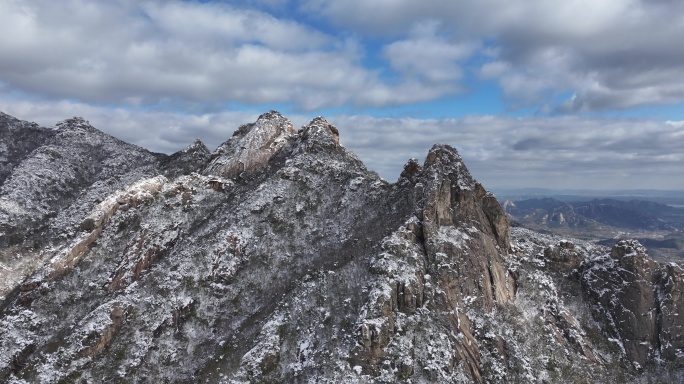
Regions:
[[0, 110, 683, 384], [581, 239, 684, 369], [203, 110, 295, 179]]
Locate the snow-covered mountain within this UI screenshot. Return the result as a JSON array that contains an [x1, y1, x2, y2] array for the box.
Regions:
[[1, 111, 683, 383]]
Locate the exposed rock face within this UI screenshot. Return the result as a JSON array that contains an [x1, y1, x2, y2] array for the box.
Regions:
[[417, 145, 514, 381], [658, 263, 684, 360], [298, 116, 340, 148], [0, 110, 683, 383], [203, 110, 295, 178], [544, 240, 583, 272], [348, 145, 515, 383], [581, 239, 684, 369]]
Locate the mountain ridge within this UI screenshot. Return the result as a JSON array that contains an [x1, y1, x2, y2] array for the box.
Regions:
[[1, 111, 683, 383]]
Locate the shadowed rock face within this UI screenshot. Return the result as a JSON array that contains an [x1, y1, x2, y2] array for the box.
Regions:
[[419, 145, 514, 381], [0, 112, 56, 186], [0, 117, 162, 249], [1, 110, 683, 383], [581, 239, 684, 369], [159, 138, 211, 179]]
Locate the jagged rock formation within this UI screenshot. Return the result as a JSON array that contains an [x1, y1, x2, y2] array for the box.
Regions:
[[159, 138, 211, 179], [203, 110, 295, 178], [543, 239, 583, 272], [346, 145, 515, 383], [0, 110, 683, 383], [581, 239, 684, 369]]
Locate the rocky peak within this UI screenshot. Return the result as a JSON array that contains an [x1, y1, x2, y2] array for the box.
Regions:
[[182, 138, 210, 155], [55, 116, 98, 134], [158, 139, 212, 179], [399, 158, 423, 183], [421, 144, 510, 251], [299, 116, 340, 147], [346, 143, 517, 383], [420, 145, 513, 305], [203, 110, 295, 178]]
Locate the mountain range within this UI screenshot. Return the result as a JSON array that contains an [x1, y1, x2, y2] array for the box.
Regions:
[[503, 196, 684, 264], [1, 110, 684, 383]]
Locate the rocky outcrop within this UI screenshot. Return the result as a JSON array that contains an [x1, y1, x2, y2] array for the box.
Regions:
[[581, 239, 684, 368], [203, 110, 295, 178], [160, 138, 211, 178], [78, 302, 131, 358], [298, 116, 340, 148], [544, 239, 583, 272], [80, 175, 167, 232], [658, 263, 684, 360]]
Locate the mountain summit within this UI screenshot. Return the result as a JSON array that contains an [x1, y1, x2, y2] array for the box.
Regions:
[[0, 111, 683, 383]]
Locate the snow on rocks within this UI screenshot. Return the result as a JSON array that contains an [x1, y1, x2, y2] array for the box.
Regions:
[[203, 110, 295, 179], [2, 111, 683, 384]]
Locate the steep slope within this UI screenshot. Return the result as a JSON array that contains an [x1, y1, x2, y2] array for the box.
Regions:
[[0, 117, 162, 248], [0, 116, 168, 298], [0, 112, 56, 186], [0, 111, 683, 383], [0, 114, 414, 382], [0, 115, 223, 297]]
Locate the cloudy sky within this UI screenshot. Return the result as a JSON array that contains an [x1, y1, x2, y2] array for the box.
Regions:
[[1, 0, 683, 190]]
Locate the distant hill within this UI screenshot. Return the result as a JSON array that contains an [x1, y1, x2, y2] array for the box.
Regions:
[[504, 196, 684, 264], [570, 199, 673, 230], [496, 188, 684, 209], [503, 197, 601, 229], [504, 197, 682, 231]]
